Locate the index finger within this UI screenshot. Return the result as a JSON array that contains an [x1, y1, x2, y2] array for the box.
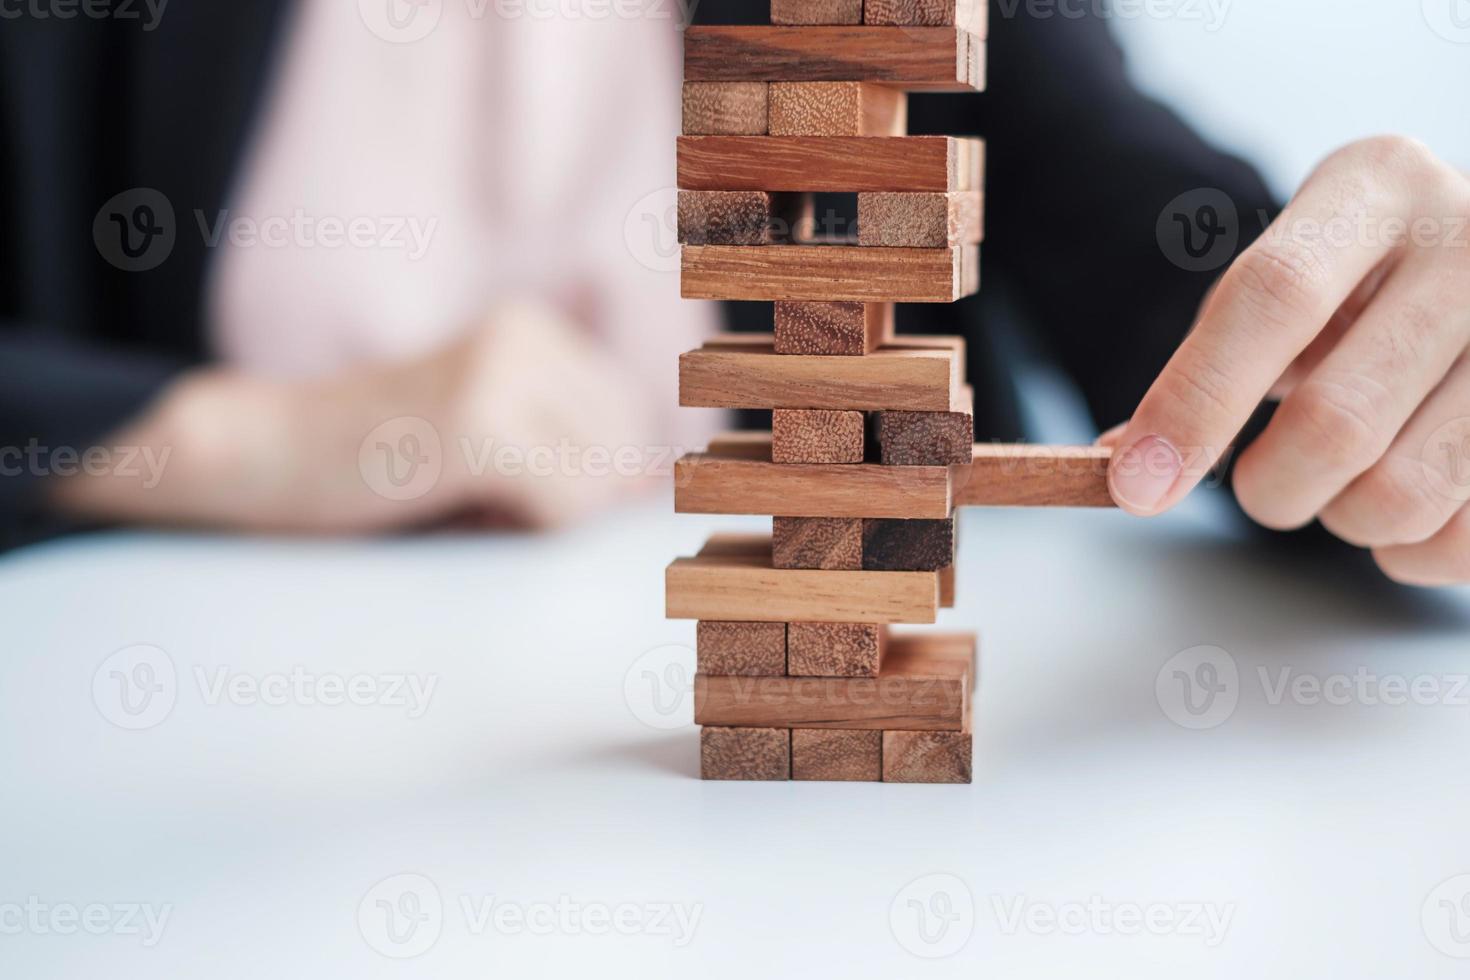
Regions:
[[1109, 148, 1417, 515]]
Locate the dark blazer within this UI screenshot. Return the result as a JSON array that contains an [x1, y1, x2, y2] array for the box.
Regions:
[[0, 2, 1277, 547]]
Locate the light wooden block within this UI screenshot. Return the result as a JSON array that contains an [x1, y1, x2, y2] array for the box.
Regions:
[[681, 82, 768, 135], [676, 190, 811, 246], [862, 518, 955, 571], [882, 730, 972, 783], [956, 445, 1116, 507], [701, 727, 791, 780], [769, 82, 907, 137], [674, 444, 961, 520], [681, 244, 976, 303], [683, 26, 982, 93], [694, 631, 973, 730], [667, 534, 939, 624], [680, 335, 960, 411], [876, 410, 975, 465], [677, 136, 980, 192], [771, 0, 863, 24], [774, 302, 892, 356], [697, 621, 787, 676], [865, 0, 987, 35], [787, 622, 886, 677], [793, 729, 882, 781], [772, 516, 863, 570], [772, 409, 864, 464], [859, 191, 983, 247]]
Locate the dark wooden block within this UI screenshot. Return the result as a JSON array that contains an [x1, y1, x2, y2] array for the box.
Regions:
[[862, 518, 955, 571], [875, 410, 973, 465], [696, 621, 787, 676], [772, 517, 862, 570], [772, 0, 862, 23], [792, 729, 882, 781], [701, 727, 791, 780], [677, 190, 807, 245]]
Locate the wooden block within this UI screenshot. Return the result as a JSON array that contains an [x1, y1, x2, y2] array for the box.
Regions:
[[876, 410, 975, 465], [882, 730, 972, 783], [769, 83, 906, 137], [772, 409, 864, 464], [771, 0, 862, 24], [667, 533, 939, 624], [939, 561, 955, 607], [772, 517, 863, 570], [773, 302, 892, 355], [681, 335, 959, 411], [675, 440, 962, 519], [793, 729, 882, 781], [859, 191, 982, 247], [677, 136, 979, 192], [862, 518, 954, 571], [682, 82, 768, 135], [701, 726, 791, 780], [694, 631, 972, 730], [682, 244, 976, 303], [865, 0, 987, 35], [697, 621, 787, 676], [787, 622, 886, 677], [683, 26, 981, 92], [956, 445, 1116, 507], [677, 191, 812, 246]]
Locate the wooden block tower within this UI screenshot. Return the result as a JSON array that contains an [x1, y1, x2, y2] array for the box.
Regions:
[[667, 1, 1112, 782]]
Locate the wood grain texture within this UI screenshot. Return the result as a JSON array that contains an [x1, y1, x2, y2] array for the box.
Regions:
[[859, 191, 983, 247], [772, 409, 864, 464], [773, 302, 891, 355], [787, 622, 886, 677], [882, 730, 972, 783], [675, 441, 961, 519], [865, 0, 987, 35], [677, 191, 809, 245], [876, 410, 975, 465], [683, 26, 981, 92], [956, 445, 1116, 507], [677, 136, 977, 192], [697, 621, 787, 676], [862, 518, 955, 571], [772, 517, 863, 570], [701, 726, 791, 780], [681, 82, 768, 135], [769, 82, 907, 137], [694, 631, 973, 730], [771, 0, 863, 23], [682, 244, 976, 303], [792, 729, 882, 781], [681, 335, 959, 411], [667, 533, 938, 624]]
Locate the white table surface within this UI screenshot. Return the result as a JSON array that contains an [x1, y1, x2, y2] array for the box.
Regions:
[[2, 494, 1468, 978]]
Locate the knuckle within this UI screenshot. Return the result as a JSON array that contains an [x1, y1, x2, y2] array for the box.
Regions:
[[1229, 241, 1331, 327], [1331, 455, 1452, 546], [1153, 355, 1237, 437], [1281, 375, 1392, 473], [1346, 135, 1438, 183]]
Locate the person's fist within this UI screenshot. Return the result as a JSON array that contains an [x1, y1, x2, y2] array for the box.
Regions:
[[1105, 136, 1470, 586]]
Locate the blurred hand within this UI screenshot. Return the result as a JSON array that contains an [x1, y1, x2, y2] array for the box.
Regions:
[[51, 302, 655, 533], [1103, 136, 1470, 586]]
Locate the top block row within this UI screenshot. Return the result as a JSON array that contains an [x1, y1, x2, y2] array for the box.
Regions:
[[773, 0, 987, 34], [685, 27, 985, 93]]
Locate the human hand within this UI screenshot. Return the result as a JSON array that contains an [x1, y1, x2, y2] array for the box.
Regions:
[[1102, 136, 1470, 586]]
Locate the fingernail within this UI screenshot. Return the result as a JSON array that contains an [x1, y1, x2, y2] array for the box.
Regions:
[[1111, 434, 1183, 514]]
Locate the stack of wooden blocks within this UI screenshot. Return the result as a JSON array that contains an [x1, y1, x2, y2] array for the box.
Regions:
[[666, 0, 1113, 782]]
